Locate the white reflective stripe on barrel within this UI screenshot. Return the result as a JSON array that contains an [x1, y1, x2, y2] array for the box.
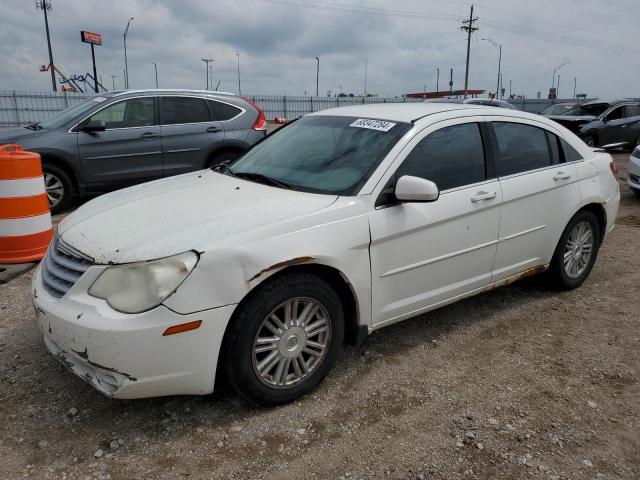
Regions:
[[0, 212, 52, 236], [0, 177, 46, 199]]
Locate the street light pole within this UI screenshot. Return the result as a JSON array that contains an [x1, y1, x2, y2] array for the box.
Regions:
[[315, 57, 320, 97], [573, 77, 577, 99], [110, 75, 117, 90], [551, 61, 571, 97], [481, 38, 501, 99], [123, 17, 134, 89], [153, 62, 158, 88], [436, 67, 439, 93], [236, 53, 241, 95]]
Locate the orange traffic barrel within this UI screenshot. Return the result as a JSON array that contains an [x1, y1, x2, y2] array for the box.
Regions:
[[274, 116, 288, 124], [0, 144, 53, 263]]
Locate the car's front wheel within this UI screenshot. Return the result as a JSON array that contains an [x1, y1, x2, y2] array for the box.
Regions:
[[221, 273, 344, 406], [549, 210, 601, 290], [583, 134, 598, 148], [42, 164, 73, 214]]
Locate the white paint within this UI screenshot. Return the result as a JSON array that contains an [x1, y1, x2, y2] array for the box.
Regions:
[[0, 212, 51, 236], [33, 103, 620, 399], [0, 176, 45, 198]]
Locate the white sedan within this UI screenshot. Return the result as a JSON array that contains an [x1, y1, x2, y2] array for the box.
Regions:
[[32, 103, 620, 405]]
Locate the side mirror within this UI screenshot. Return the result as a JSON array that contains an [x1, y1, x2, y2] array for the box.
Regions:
[[80, 119, 106, 132], [394, 175, 439, 202]]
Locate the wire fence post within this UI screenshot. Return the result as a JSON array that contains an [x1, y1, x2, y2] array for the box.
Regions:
[[310, 96, 313, 113], [12, 90, 20, 126], [283, 95, 287, 119], [64, 91, 69, 108]]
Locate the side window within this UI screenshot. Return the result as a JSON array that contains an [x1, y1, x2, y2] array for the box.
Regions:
[[160, 97, 210, 125], [625, 104, 640, 118], [396, 123, 486, 191], [605, 106, 624, 121], [208, 100, 242, 121], [492, 122, 552, 176], [559, 138, 583, 162], [87, 98, 154, 129]]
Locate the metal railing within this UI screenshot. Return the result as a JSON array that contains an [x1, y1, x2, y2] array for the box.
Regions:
[[0, 90, 591, 128]]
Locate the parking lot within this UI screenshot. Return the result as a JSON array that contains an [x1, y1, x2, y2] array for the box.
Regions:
[[0, 151, 636, 479]]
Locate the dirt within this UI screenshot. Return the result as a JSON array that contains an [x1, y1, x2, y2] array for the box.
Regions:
[[0, 153, 638, 480]]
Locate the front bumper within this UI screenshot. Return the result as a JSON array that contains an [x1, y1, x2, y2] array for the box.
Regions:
[[32, 263, 236, 399], [628, 154, 640, 191]]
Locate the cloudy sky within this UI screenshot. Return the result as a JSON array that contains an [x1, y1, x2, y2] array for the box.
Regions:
[[1, 0, 638, 99]]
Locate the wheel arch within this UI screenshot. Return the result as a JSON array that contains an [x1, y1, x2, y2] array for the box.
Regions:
[[203, 141, 249, 168], [36, 151, 82, 195], [577, 202, 606, 246]]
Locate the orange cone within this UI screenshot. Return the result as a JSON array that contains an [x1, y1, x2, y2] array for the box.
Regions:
[[0, 144, 53, 263]]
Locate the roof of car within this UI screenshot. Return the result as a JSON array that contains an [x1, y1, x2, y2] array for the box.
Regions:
[[308, 102, 535, 123], [113, 89, 236, 97]]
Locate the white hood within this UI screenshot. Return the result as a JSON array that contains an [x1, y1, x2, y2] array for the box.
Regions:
[[59, 170, 338, 264]]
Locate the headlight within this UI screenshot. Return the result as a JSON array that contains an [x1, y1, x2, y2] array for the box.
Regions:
[[88, 251, 198, 313]]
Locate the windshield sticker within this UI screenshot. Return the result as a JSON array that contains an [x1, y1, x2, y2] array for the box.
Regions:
[[92, 96, 107, 102], [350, 118, 396, 132]]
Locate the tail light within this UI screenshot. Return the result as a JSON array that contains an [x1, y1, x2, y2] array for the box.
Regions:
[[609, 160, 618, 179], [241, 97, 266, 131]]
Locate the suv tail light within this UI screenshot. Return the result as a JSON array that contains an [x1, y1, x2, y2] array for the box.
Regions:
[[609, 160, 619, 180], [241, 97, 266, 131]]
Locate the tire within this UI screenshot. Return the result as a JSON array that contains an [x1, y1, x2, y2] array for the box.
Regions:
[[220, 273, 344, 406], [549, 210, 601, 290], [584, 134, 597, 148], [207, 151, 239, 169], [42, 164, 73, 214]]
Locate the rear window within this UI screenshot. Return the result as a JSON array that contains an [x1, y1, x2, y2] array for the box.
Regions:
[[492, 122, 552, 176], [208, 100, 242, 121], [160, 97, 209, 125]]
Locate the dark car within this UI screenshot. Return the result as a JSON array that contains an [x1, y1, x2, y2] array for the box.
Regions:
[[539, 102, 579, 116], [577, 100, 640, 149], [423, 98, 517, 109], [0, 89, 267, 213], [544, 100, 611, 134]]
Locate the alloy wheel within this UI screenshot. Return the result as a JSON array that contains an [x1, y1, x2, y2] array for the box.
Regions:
[[563, 221, 594, 279], [44, 172, 65, 209], [252, 297, 332, 389]]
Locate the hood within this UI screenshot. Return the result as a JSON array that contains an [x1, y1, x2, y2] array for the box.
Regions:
[[59, 170, 339, 264], [547, 115, 596, 122], [0, 127, 46, 144]]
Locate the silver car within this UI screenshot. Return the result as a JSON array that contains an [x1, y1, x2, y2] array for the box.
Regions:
[[0, 89, 267, 213], [629, 146, 640, 197]]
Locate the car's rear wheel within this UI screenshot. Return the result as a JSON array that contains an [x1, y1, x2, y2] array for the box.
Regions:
[[42, 164, 73, 214], [221, 273, 344, 406], [549, 210, 600, 290]]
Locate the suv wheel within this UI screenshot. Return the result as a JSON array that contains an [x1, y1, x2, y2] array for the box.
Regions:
[[549, 210, 601, 290], [221, 273, 344, 406], [43, 164, 73, 214]]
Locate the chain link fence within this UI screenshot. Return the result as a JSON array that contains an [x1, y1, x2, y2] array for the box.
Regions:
[[0, 90, 588, 128]]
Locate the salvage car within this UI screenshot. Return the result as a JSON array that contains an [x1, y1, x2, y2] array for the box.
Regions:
[[32, 103, 620, 405], [577, 100, 640, 149], [629, 146, 640, 197], [0, 89, 266, 213], [544, 99, 611, 134], [539, 102, 579, 116]]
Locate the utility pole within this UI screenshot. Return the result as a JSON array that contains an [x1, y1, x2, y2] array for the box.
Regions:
[[110, 75, 117, 90], [315, 57, 320, 97], [460, 4, 478, 99], [202, 58, 213, 89], [364, 56, 368, 96], [557, 74, 561, 98], [436, 67, 440, 93], [236, 53, 241, 95], [551, 61, 571, 98], [153, 62, 158, 88], [573, 77, 577, 99], [123, 17, 134, 89], [36, 0, 57, 92], [509, 79, 512, 99], [449, 67, 453, 96]]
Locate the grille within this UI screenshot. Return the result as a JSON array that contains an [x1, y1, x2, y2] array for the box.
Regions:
[[42, 234, 94, 298]]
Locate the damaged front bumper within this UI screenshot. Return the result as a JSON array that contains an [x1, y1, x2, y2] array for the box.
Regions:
[[32, 263, 236, 399]]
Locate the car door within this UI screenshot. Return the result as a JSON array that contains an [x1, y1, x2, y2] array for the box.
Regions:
[[619, 103, 640, 145], [597, 104, 627, 145], [159, 96, 225, 176], [77, 96, 162, 190], [369, 119, 502, 326], [487, 119, 581, 281]]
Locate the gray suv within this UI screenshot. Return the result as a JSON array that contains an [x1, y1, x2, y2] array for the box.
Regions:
[[0, 89, 267, 213]]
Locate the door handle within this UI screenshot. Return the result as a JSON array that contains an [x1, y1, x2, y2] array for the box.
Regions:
[[140, 132, 159, 139], [470, 191, 497, 202], [206, 126, 222, 133], [553, 171, 572, 181]]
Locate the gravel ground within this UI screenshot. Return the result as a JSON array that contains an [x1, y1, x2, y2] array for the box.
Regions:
[[0, 153, 638, 480]]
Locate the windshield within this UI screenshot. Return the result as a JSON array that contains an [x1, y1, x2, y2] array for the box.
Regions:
[[39, 96, 111, 129], [541, 104, 575, 115], [229, 115, 412, 195], [562, 103, 609, 117]]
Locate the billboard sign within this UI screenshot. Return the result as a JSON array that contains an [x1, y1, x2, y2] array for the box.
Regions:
[[80, 31, 102, 45]]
